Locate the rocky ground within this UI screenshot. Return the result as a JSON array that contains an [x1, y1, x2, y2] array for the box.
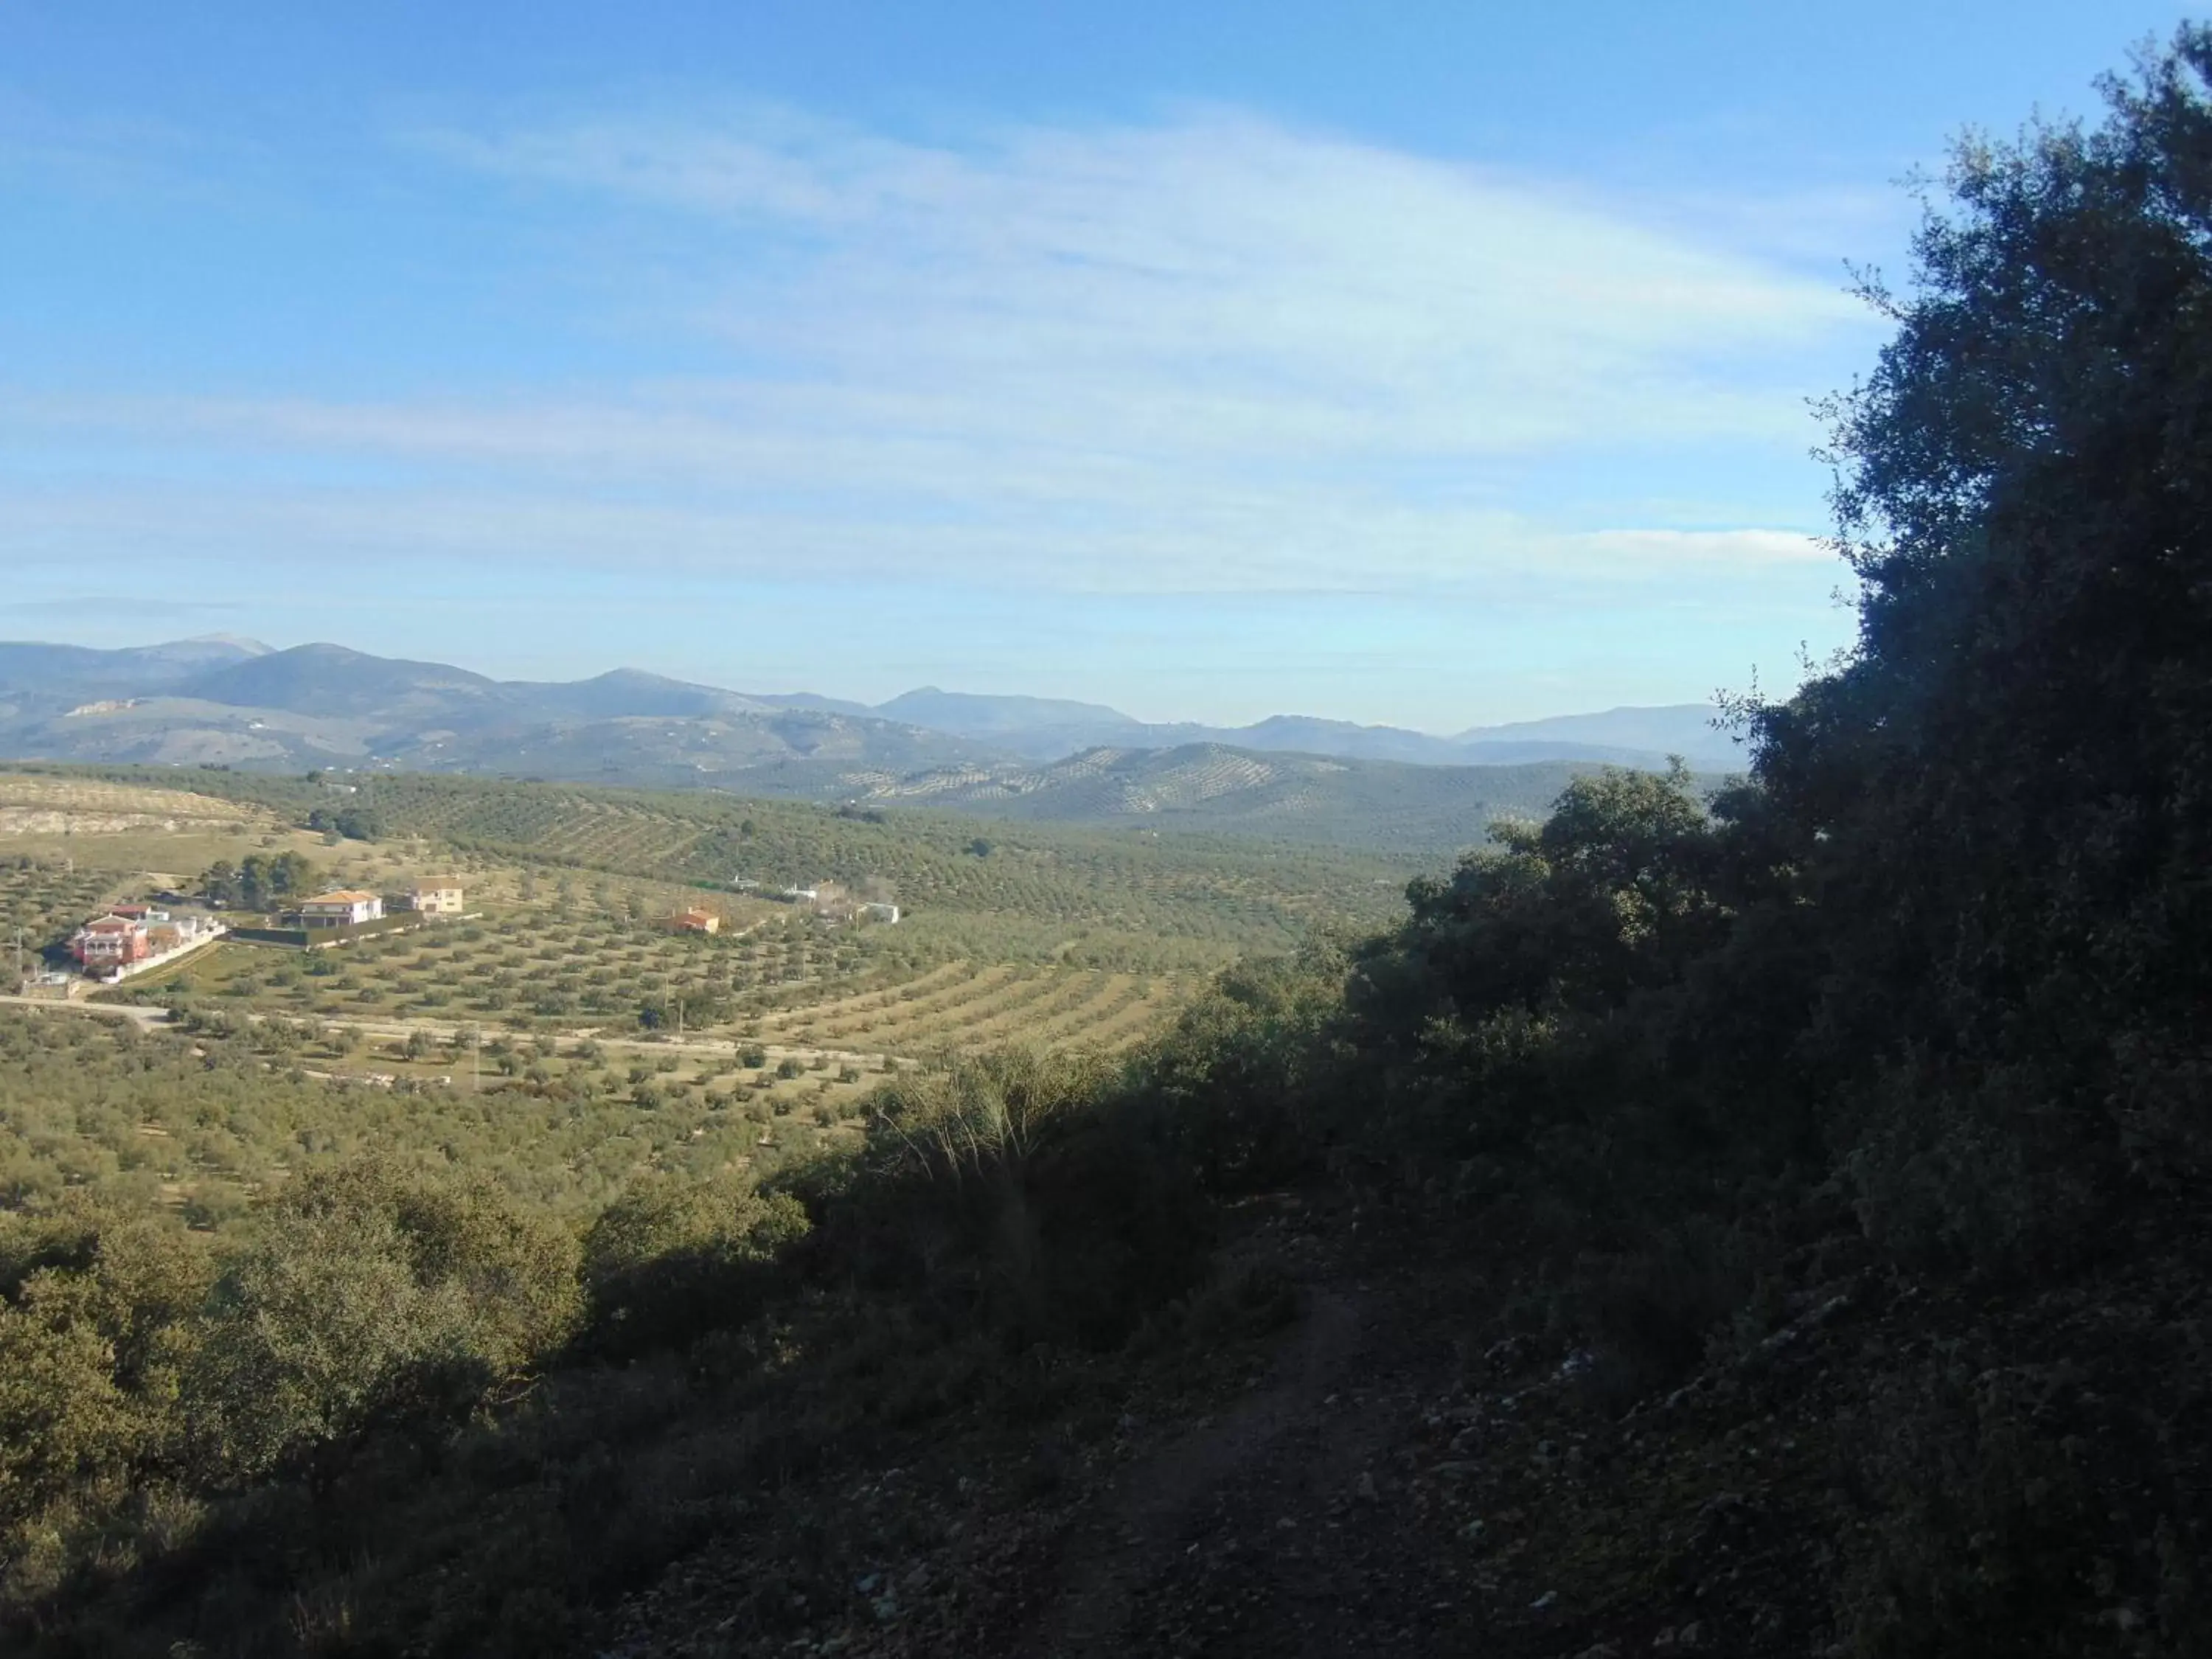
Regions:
[[596, 1189, 2212, 1658]]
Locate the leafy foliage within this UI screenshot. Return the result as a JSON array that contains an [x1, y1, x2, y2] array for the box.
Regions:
[[580, 1175, 807, 1359], [197, 851, 317, 911]]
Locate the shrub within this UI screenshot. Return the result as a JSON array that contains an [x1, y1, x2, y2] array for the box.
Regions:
[[810, 1048, 1210, 1349], [184, 1160, 580, 1481], [579, 1176, 807, 1359]]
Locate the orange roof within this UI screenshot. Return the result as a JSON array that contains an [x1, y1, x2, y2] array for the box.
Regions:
[[302, 890, 378, 905]]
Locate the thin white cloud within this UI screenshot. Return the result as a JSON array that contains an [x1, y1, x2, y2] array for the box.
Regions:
[[0, 476, 1832, 600], [428, 106, 1865, 454], [4, 105, 1876, 597]]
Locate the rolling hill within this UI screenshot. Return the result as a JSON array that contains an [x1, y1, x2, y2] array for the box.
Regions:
[[844, 686, 1742, 769], [0, 641, 999, 783], [0, 639, 1716, 853], [0, 635, 270, 701], [844, 742, 1596, 854]]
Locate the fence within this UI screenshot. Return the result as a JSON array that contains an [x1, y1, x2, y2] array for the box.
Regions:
[[232, 912, 442, 950], [102, 928, 230, 982]]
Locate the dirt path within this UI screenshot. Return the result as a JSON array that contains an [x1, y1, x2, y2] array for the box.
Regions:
[[0, 993, 170, 1031], [992, 1234, 1497, 1659], [1041, 1287, 1368, 1655], [588, 1208, 1512, 1658]]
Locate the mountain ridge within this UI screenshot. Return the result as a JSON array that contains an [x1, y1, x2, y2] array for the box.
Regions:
[[0, 639, 1742, 768], [0, 639, 1733, 852]]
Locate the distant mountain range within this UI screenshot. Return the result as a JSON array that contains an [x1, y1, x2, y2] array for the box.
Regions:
[[0, 637, 1745, 853], [0, 639, 997, 785], [835, 686, 1740, 769]]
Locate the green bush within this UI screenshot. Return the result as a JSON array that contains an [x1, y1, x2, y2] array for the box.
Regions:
[[185, 1161, 579, 1482], [806, 1048, 1211, 1349], [579, 1175, 807, 1359]]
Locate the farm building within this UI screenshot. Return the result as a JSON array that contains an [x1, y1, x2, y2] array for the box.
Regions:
[[399, 877, 466, 915], [666, 907, 721, 935], [299, 890, 383, 927]]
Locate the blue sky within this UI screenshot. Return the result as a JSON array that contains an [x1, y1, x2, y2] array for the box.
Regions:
[[0, 2, 2188, 728]]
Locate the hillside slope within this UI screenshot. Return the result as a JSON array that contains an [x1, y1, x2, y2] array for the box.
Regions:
[[854, 743, 1593, 855], [0, 644, 1661, 855], [0, 639, 1740, 778], [0, 643, 1004, 789]]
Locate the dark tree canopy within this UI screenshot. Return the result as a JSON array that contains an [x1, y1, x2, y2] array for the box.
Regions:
[[1745, 31, 2212, 1192]]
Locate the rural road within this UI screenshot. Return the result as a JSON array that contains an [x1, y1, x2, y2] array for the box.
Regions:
[[0, 994, 173, 1032]]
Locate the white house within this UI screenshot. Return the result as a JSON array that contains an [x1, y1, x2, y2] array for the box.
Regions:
[[401, 878, 465, 915], [299, 890, 383, 928]]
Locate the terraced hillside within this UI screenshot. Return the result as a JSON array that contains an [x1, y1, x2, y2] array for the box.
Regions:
[[0, 766, 1311, 1223], [1, 767, 1415, 1099], [855, 743, 1607, 854], [0, 772, 268, 836], [5, 766, 1416, 954]]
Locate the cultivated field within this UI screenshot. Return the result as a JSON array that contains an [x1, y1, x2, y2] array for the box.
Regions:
[[1, 770, 1341, 1133], [0, 771, 265, 832], [0, 860, 116, 966], [120, 904, 1197, 1062], [7, 766, 1413, 946], [0, 1001, 888, 1223]]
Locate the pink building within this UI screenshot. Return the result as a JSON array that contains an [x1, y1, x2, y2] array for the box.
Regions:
[[72, 916, 150, 969]]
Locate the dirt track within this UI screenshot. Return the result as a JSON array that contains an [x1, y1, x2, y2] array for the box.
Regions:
[[1040, 1287, 1369, 1654]]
